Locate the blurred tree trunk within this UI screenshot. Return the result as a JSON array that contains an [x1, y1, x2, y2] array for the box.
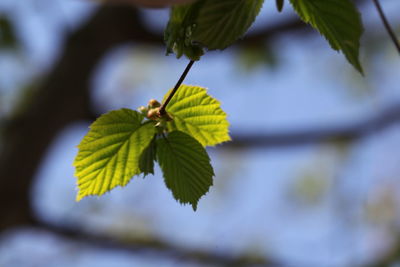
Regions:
[[0, 5, 160, 231]]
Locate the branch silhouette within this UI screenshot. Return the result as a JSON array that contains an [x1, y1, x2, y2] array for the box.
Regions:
[[32, 219, 274, 267], [228, 101, 400, 148]]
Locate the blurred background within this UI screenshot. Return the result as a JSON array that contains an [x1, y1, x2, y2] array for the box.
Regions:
[[0, 0, 400, 266]]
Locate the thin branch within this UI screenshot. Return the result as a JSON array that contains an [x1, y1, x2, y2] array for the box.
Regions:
[[372, 0, 400, 54], [32, 219, 274, 267], [226, 101, 400, 148], [159, 60, 195, 116]]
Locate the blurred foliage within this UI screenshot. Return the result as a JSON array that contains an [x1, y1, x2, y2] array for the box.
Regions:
[[290, 168, 330, 206], [326, 137, 353, 157], [236, 44, 279, 72], [364, 183, 398, 226], [288, 141, 353, 207]]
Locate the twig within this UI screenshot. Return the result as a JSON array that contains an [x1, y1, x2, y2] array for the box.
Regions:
[[159, 60, 195, 116], [372, 0, 400, 54]]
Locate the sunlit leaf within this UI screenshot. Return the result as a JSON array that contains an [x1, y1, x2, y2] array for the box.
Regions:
[[74, 109, 156, 200], [163, 85, 231, 146]]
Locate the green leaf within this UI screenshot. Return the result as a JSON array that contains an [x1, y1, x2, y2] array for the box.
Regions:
[[74, 109, 156, 201], [191, 0, 264, 50], [163, 85, 231, 147], [165, 0, 264, 60], [164, 3, 205, 60], [139, 137, 157, 176], [290, 0, 363, 73], [156, 131, 214, 210]]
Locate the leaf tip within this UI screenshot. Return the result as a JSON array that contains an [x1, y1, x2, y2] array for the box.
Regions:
[[141, 171, 154, 179], [75, 193, 84, 202], [353, 62, 364, 75], [191, 202, 198, 211]]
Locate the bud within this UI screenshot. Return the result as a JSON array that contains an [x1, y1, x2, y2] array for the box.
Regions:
[[138, 106, 148, 116], [148, 99, 161, 108], [147, 108, 160, 120]]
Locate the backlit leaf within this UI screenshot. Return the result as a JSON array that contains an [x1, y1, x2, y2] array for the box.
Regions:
[[163, 85, 231, 146], [74, 109, 156, 200]]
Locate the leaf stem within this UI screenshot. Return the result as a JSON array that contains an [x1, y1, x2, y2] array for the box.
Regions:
[[372, 0, 400, 54], [159, 60, 195, 116]]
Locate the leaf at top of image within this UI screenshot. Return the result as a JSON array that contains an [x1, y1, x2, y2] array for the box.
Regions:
[[165, 0, 264, 60], [163, 84, 231, 147], [290, 0, 364, 73], [74, 109, 156, 201]]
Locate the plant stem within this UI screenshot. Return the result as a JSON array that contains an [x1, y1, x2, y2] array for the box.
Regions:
[[159, 60, 195, 115], [372, 0, 400, 54]]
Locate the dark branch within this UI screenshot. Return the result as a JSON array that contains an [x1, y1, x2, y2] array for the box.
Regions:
[[372, 0, 400, 54], [227, 101, 400, 148], [159, 60, 195, 115], [32, 219, 274, 267]]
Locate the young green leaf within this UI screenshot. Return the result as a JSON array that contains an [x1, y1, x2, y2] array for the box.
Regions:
[[289, 0, 363, 73], [74, 109, 156, 201], [139, 137, 157, 176], [165, 0, 264, 60], [156, 131, 214, 211], [163, 85, 231, 147]]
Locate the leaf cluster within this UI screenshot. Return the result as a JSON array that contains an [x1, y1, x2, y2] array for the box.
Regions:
[[74, 85, 230, 210], [74, 0, 369, 210]]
